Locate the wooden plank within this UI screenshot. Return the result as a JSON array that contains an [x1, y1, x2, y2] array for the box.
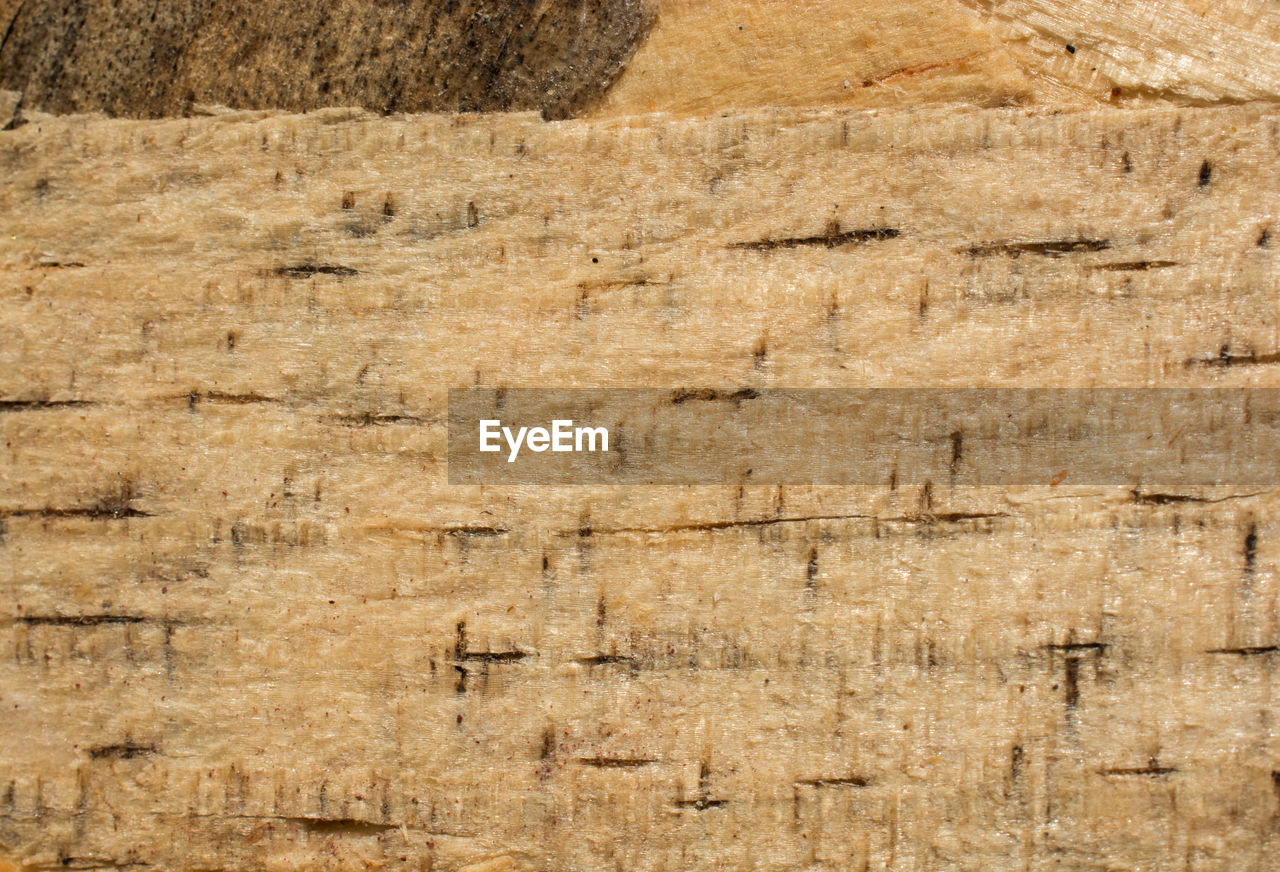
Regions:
[[2, 102, 1279, 871]]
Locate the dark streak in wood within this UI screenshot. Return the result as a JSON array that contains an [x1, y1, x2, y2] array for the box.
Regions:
[[1099, 759, 1177, 777], [1043, 642, 1108, 653], [962, 239, 1110, 257], [1131, 490, 1264, 506], [285, 816, 397, 836], [0, 399, 95, 412], [575, 513, 874, 536], [455, 650, 531, 663], [186, 390, 282, 407], [573, 654, 636, 666], [325, 413, 427, 427], [1185, 346, 1280, 368], [275, 264, 358, 279], [673, 797, 728, 809], [670, 388, 759, 405], [87, 742, 158, 760], [794, 776, 871, 788], [17, 614, 148, 626], [443, 526, 509, 538], [1090, 260, 1178, 271], [731, 226, 899, 251], [0, 503, 151, 520], [575, 757, 659, 769]]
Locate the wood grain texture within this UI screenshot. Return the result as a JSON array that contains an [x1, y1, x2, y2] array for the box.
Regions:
[[2, 102, 1280, 871], [591, 0, 1280, 117], [959, 0, 1280, 105], [0, 0, 656, 120], [590, 0, 1042, 116], [3, 0, 1279, 125]]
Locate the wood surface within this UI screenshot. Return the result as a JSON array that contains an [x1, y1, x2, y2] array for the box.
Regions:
[[2, 2, 1280, 871], [5, 0, 1280, 122], [0, 0, 656, 119]]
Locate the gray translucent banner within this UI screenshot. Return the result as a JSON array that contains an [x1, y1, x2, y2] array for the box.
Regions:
[[447, 389, 1280, 486]]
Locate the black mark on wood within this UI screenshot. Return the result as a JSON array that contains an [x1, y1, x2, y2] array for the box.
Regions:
[[32, 859, 150, 870], [892, 511, 1008, 525], [582, 513, 873, 536], [1044, 641, 1105, 711], [326, 412, 426, 427], [1131, 491, 1211, 506], [670, 388, 759, 405], [1043, 642, 1108, 653], [87, 742, 158, 760], [962, 239, 1110, 258], [1062, 655, 1081, 708], [731, 225, 899, 252], [443, 525, 509, 539], [1, 497, 151, 520], [1207, 645, 1278, 655], [456, 649, 530, 663], [573, 654, 636, 666], [0, 398, 94, 412], [18, 614, 147, 626], [794, 776, 871, 788], [1090, 260, 1177, 272], [286, 816, 396, 836], [186, 390, 281, 407], [575, 757, 658, 769], [674, 797, 728, 809], [275, 264, 358, 279], [1099, 758, 1177, 777], [1198, 160, 1212, 187], [1185, 345, 1280, 368]]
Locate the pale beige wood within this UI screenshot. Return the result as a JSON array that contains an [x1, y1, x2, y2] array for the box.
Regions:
[[2, 102, 1279, 871], [594, 0, 1280, 117], [593, 0, 1045, 117], [961, 0, 1280, 104]]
